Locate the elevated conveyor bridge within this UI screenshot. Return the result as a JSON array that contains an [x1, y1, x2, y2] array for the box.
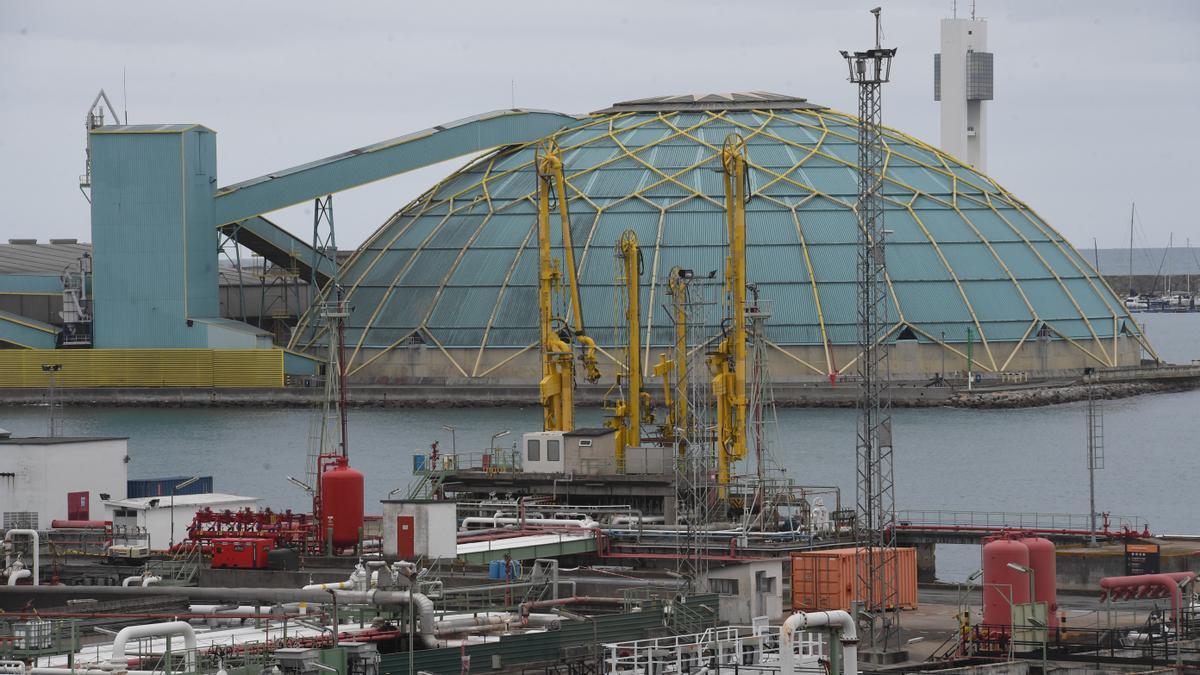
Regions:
[[210, 109, 581, 294]]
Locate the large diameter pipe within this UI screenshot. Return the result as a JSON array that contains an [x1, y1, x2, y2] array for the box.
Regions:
[[4, 529, 38, 586], [108, 621, 197, 673], [781, 610, 857, 675], [0, 586, 437, 647]]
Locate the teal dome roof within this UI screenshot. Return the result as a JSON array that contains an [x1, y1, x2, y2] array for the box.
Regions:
[[294, 93, 1139, 373]]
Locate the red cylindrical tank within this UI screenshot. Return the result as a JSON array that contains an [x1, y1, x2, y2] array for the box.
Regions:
[[1022, 536, 1059, 629], [982, 536, 1032, 631], [320, 457, 364, 550]]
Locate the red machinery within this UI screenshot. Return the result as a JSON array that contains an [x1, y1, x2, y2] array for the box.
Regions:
[[187, 508, 315, 550], [210, 538, 273, 569]]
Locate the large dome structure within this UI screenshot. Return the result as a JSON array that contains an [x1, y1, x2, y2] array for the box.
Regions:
[[292, 93, 1152, 385]]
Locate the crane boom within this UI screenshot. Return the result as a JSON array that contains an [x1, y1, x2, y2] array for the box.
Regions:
[[608, 229, 645, 467], [536, 141, 577, 432], [538, 140, 601, 383], [711, 133, 749, 500]]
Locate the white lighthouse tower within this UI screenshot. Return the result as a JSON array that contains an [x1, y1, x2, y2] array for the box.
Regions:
[[934, 10, 993, 171]]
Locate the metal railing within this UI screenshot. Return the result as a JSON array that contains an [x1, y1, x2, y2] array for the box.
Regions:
[[604, 625, 826, 675], [896, 509, 1147, 533]]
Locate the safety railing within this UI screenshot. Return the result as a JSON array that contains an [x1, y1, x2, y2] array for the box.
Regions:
[[412, 448, 522, 475], [896, 509, 1148, 533]]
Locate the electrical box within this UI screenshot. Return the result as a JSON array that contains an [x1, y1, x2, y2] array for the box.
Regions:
[[210, 537, 272, 569]]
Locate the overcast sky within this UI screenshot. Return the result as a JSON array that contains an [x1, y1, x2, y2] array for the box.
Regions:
[[1, 1, 1197, 250]]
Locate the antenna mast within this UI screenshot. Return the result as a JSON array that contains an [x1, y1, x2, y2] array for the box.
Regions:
[[841, 7, 904, 660]]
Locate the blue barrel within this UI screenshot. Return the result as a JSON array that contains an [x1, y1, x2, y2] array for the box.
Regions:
[[412, 454, 426, 473], [488, 560, 502, 579]]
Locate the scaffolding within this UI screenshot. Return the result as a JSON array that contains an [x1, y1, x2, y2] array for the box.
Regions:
[[672, 272, 719, 592]]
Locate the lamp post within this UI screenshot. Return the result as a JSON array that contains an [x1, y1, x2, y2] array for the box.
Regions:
[[170, 476, 200, 548], [442, 424, 457, 455], [491, 429, 510, 451], [1006, 563, 1045, 671]]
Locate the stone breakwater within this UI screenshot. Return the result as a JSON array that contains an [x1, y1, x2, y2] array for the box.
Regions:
[[0, 374, 1196, 410]]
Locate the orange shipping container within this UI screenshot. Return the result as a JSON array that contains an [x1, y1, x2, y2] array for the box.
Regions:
[[790, 547, 918, 612]]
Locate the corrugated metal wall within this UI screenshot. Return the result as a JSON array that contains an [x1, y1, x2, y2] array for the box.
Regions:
[[90, 126, 220, 349], [379, 595, 719, 675], [0, 349, 283, 388]]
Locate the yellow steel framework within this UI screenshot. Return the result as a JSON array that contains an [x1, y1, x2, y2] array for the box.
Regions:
[[534, 140, 601, 431], [709, 134, 750, 500], [654, 267, 690, 451], [605, 229, 650, 467], [293, 104, 1159, 380]]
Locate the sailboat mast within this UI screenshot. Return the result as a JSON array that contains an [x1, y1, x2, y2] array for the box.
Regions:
[[1128, 202, 1135, 296]]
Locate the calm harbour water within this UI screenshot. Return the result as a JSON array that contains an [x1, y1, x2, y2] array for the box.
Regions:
[[2, 312, 1196, 581]]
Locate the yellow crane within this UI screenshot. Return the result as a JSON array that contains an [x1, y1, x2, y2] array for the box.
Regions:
[[535, 140, 600, 432], [606, 229, 651, 468], [654, 266, 690, 452], [709, 134, 749, 500]]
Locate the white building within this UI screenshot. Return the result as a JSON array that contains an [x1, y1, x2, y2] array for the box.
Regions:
[[0, 433, 128, 529], [103, 493, 259, 551], [934, 16, 993, 171], [702, 559, 785, 624]]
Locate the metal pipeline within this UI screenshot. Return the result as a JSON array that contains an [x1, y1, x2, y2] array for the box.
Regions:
[[141, 576, 161, 587], [108, 621, 197, 673], [518, 596, 624, 620], [1099, 572, 1195, 625], [6, 570, 30, 586], [3, 529, 38, 586], [781, 610, 857, 675], [0, 585, 437, 647]]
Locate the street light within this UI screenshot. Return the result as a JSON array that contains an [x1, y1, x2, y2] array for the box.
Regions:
[[1006, 562, 1036, 602], [441, 425, 457, 454], [491, 429, 510, 451], [286, 475, 314, 493], [1006, 563, 1045, 670], [170, 476, 200, 548]]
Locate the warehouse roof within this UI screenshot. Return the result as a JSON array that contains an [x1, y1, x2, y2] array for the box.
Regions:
[[0, 240, 90, 275]]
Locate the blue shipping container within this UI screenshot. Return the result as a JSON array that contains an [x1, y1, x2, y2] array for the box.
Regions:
[[126, 476, 214, 499]]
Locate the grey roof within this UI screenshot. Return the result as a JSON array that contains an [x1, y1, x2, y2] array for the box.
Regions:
[[91, 123, 212, 134], [596, 92, 826, 113], [565, 428, 617, 437], [0, 241, 90, 275]]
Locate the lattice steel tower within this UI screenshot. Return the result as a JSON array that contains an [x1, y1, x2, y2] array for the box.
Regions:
[[840, 8, 902, 657]]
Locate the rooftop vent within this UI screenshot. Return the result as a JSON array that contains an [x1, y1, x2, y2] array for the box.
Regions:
[[49, 238, 79, 245], [0, 428, 11, 439], [8, 239, 37, 245]]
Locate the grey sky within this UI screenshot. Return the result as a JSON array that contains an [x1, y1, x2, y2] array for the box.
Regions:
[[1, 1, 1197, 250]]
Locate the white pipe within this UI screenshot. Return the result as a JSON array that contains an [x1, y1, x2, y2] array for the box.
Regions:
[[302, 580, 354, 591], [108, 621, 197, 673], [460, 516, 598, 530], [781, 610, 857, 675], [141, 576, 161, 587], [4, 529, 38, 586], [7, 569, 30, 586], [31, 669, 158, 675], [122, 576, 141, 587]]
